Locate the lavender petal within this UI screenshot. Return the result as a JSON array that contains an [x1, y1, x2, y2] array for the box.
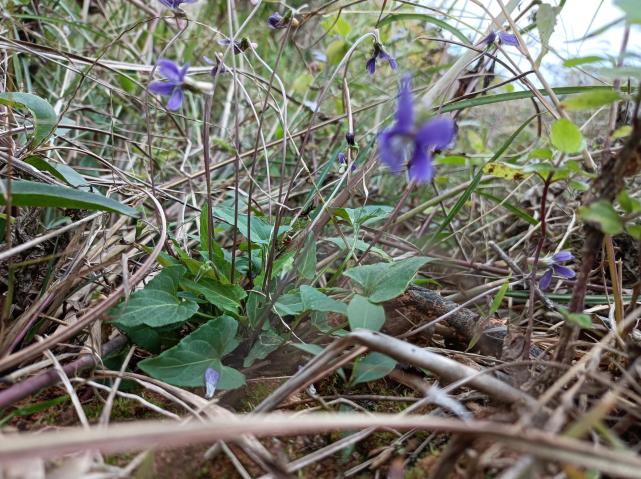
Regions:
[[166, 88, 184, 111], [204, 368, 220, 399], [539, 268, 553, 290], [553, 265, 576, 279], [415, 116, 456, 150]]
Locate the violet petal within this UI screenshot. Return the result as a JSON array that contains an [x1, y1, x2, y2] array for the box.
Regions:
[[539, 268, 553, 290], [166, 88, 184, 111], [415, 116, 456, 150], [148, 81, 176, 95], [408, 148, 434, 184], [550, 250, 573, 264], [553, 265, 576, 279], [204, 368, 220, 399], [499, 32, 519, 46], [157, 59, 183, 83]]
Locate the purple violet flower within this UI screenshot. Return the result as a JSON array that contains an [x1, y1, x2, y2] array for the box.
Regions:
[[148, 59, 189, 111], [366, 43, 397, 75], [158, 0, 197, 11], [268, 12, 286, 29], [378, 75, 456, 183], [482, 30, 519, 47], [204, 367, 220, 399], [539, 250, 576, 290]]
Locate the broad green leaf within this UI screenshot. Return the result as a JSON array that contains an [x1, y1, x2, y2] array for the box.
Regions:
[[116, 323, 181, 353], [612, 125, 632, 139], [563, 56, 604, 67], [300, 285, 347, 315], [537, 3, 560, 62], [24, 157, 88, 188], [273, 291, 304, 316], [326, 40, 349, 65], [0, 180, 138, 217], [615, 0, 641, 23], [0, 92, 57, 147], [344, 257, 430, 303], [617, 191, 641, 214], [347, 295, 385, 331], [378, 13, 470, 45], [299, 235, 317, 280], [350, 352, 396, 386], [562, 90, 621, 110], [326, 237, 390, 259], [111, 267, 199, 329], [333, 205, 393, 227], [579, 200, 624, 235], [138, 316, 244, 389], [243, 328, 284, 367], [627, 224, 641, 240], [181, 278, 245, 315], [483, 161, 527, 181], [214, 205, 289, 245], [550, 118, 583, 154], [321, 14, 351, 37], [112, 289, 198, 329]]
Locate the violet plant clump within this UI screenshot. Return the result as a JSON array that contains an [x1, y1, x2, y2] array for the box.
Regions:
[[378, 75, 456, 183], [539, 250, 576, 290], [148, 59, 189, 111], [366, 42, 397, 75]]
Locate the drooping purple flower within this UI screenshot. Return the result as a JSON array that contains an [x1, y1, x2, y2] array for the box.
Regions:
[[481, 30, 519, 47], [337, 151, 356, 172], [203, 56, 228, 76], [539, 250, 576, 290], [157, 0, 197, 11], [345, 132, 355, 146], [204, 367, 220, 399], [217, 38, 253, 55], [268, 12, 286, 29], [378, 75, 456, 183], [366, 42, 397, 75], [148, 59, 189, 111]]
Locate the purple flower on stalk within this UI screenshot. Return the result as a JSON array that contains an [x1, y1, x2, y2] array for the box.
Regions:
[[482, 31, 519, 47], [148, 59, 189, 111], [378, 75, 456, 183], [337, 151, 356, 172], [268, 12, 287, 29], [217, 38, 253, 55], [157, 0, 196, 11], [204, 367, 220, 399], [539, 251, 576, 290], [203, 56, 228, 76], [366, 43, 398, 75]]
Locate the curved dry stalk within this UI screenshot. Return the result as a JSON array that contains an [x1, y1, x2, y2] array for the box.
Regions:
[[2, 413, 641, 478]]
